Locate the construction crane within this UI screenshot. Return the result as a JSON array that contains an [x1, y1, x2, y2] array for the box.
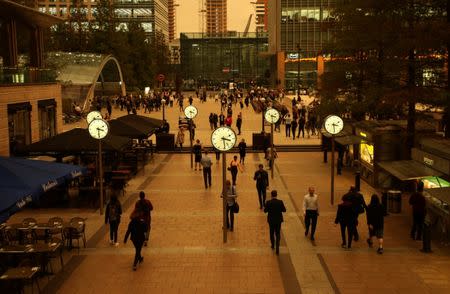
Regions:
[[199, 0, 206, 34], [243, 14, 253, 37]]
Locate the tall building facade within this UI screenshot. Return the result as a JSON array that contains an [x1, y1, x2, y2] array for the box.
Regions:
[[36, 0, 169, 41], [206, 0, 227, 35], [268, 0, 336, 89], [255, 0, 268, 33], [168, 0, 177, 41]]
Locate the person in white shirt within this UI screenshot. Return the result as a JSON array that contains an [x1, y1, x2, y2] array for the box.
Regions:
[[303, 187, 319, 241]]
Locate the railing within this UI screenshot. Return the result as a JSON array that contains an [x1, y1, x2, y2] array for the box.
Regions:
[[181, 32, 269, 39], [0, 67, 57, 85]]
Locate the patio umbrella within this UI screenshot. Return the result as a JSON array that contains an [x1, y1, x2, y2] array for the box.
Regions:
[[0, 156, 87, 223], [20, 128, 131, 156], [116, 114, 164, 132], [108, 119, 153, 139]]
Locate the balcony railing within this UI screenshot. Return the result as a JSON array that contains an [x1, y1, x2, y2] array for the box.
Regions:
[[0, 67, 57, 85]]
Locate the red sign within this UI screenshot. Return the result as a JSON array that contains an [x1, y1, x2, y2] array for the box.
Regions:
[[222, 67, 230, 73], [157, 74, 165, 82]]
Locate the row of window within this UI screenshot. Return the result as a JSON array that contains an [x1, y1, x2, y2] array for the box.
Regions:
[[282, 8, 332, 22], [8, 100, 57, 156]]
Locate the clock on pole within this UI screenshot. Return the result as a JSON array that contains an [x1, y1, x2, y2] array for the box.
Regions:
[[86, 111, 102, 125], [88, 118, 109, 215], [184, 105, 198, 119]]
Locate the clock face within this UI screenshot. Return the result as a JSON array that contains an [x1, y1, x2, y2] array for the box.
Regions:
[[86, 111, 102, 124], [211, 127, 237, 151], [324, 115, 344, 135], [184, 105, 198, 119], [88, 119, 109, 139], [264, 108, 280, 124]]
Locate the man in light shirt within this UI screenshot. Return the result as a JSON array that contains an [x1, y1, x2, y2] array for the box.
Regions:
[[303, 187, 319, 241], [200, 150, 213, 188]]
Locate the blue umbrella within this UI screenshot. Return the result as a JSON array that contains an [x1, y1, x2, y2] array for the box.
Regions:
[[0, 156, 87, 223]]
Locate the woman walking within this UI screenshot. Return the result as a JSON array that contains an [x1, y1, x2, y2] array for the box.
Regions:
[[366, 194, 385, 254], [176, 127, 185, 150], [238, 139, 247, 164], [229, 155, 243, 185], [124, 210, 148, 271], [221, 180, 237, 231], [105, 195, 122, 246]]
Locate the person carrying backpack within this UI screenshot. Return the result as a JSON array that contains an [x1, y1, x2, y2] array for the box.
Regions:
[[105, 195, 122, 246], [134, 191, 153, 246]]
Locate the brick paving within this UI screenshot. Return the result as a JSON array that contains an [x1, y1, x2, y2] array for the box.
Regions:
[[6, 95, 450, 293]]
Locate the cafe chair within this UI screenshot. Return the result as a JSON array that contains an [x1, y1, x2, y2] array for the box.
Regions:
[[17, 258, 41, 293], [66, 217, 86, 251], [21, 218, 38, 244], [47, 217, 64, 242], [46, 237, 64, 274]]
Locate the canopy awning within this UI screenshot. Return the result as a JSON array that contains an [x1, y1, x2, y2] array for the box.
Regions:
[[116, 115, 164, 131], [0, 0, 63, 28], [335, 135, 362, 146], [377, 160, 443, 181], [108, 119, 153, 139], [20, 128, 131, 156], [0, 156, 86, 223]]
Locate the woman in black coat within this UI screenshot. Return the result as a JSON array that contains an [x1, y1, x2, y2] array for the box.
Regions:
[[124, 210, 148, 270], [366, 194, 385, 254]]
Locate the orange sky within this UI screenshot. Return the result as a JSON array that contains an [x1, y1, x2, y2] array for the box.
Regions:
[[176, 0, 255, 36]]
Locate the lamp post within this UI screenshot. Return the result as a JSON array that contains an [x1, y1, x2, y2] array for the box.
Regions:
[[161, 98, 166, 121], [296, 44, 301, 100]]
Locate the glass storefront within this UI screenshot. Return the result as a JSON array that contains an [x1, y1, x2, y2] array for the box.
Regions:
[[422, 177, 450, 189], [360, 141, 374, 166]]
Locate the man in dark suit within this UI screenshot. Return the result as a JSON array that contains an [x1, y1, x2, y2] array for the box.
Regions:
[[254, 164, 269, 209], [264, 190, 287, 255]]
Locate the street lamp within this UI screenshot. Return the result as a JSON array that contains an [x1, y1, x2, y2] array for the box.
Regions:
[[296, 44, 301, 101]]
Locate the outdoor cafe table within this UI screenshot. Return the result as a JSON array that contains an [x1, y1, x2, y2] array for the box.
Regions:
[[0, 242, 63, 275], [0, 266, 41, 294], [6, 223, 64, 244]]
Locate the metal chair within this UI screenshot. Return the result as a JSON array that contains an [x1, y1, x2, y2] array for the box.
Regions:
[[47, 217, 64, 242], [20, 218, 38, 244], [66, 217, 86, 251]]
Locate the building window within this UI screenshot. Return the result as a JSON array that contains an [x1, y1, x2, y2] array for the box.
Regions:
[[141, 22, 152, 32], [38, 99, 57, 140], [8, 103, 32, 156]]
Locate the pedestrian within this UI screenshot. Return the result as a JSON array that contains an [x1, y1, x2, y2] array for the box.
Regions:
[[105, 195, 122, 246], [209, 113, 214, 130], [124, 209, 147, 271], [219, 112, 225, 126], [291, 118, 298, 140], [228, 155, 243, 185], [409, 181, 426, 240], [193, 139, 202, 171], [342, 186, 366, 241], [225, 114, 232, 127], [366, 194, 385, 254], [285, 114, 292, 137], [335, 195, 357, 249], [264, 190, 286, 255], [221, 180, 237, 231], [200, 150, 212, 188], [238, 139, 247, 164], [134, 191, 153, 246], [106, 99, 112, 118], [213, 113, 218, 129], [303, 187, 319, 241], [254, 164, 269, 209], [265, 145, 278, 169], [176, 127, 185, 150], [298, 115, 306, 138], [188, 96, 193, 105], [236, 114, 242, 135]]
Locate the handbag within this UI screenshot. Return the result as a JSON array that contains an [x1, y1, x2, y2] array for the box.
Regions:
[[233, 201, 240, 213]]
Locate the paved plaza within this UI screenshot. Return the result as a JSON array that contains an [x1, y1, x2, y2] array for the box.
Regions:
[[9, 95, 450, 293]]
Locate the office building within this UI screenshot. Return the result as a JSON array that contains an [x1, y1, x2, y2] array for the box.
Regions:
[[36, 0, 169, 41], [268, 0, 336, 89], [255, 0, 268, 32], [168, 0, 178, 41], [206, 0, 227, 35], [180, 32, 269, 86]]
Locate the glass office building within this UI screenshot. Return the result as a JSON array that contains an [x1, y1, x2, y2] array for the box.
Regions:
[[270, 0, 336, 89], [180, 32, 270, 87]]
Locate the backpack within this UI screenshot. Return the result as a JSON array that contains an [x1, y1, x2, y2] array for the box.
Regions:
[[109, 203, 118, 222]]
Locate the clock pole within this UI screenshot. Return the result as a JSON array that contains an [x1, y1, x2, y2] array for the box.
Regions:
[[99, 139, 104, 214], [222, 151, 227, 243], [189, 119, 193, 169], [331, 135, 335, 205], [270, 123, 274, 179]]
